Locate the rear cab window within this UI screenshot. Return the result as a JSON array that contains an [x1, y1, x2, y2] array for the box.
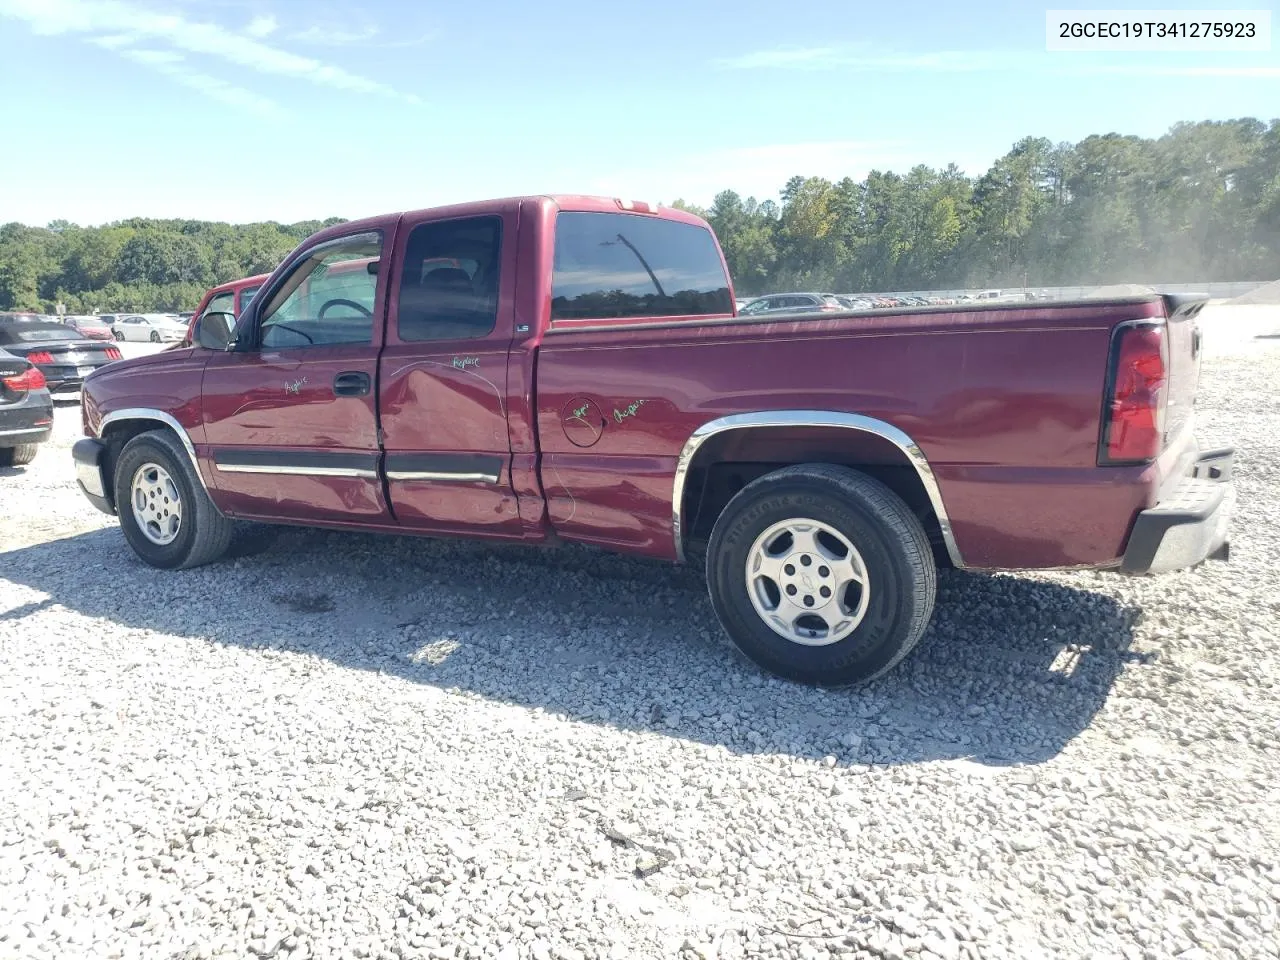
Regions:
[[550, 212, 732, 322]]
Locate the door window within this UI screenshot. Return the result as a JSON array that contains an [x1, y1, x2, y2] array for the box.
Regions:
[[238, 285, 261, 314], [203, 292, 234, 317], [396, 216, 502, 342], [258, 232, 382, 349]]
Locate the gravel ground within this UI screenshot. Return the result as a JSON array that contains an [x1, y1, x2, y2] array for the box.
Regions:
[[2, 333, 1278, 960]]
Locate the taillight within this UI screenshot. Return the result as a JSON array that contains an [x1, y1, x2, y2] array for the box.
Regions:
[[1100, 322, 1168, 465], [25, 351, 54, 364], [1, 367, 46, 392], [105, 346, 122, 360]]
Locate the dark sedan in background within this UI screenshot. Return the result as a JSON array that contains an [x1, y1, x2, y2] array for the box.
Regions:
[[0, 347, 53, 466], [0, 314, 122, 396]]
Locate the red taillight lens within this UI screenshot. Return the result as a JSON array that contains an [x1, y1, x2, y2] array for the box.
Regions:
[[1, 367, 46, 392], [105, 347, 122, 360], [25, 351, 55, 364], [1101, 323, 1167, 464]]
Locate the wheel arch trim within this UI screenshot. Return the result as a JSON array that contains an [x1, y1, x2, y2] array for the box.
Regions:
[[671, 410, 964, 568], [97, 408, 221, 509]]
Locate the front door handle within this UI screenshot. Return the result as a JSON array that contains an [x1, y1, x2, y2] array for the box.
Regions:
[[333, 371, 371, 396]]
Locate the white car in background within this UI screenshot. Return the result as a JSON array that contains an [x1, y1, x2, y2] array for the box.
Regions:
[[110, 314, 187, 343]]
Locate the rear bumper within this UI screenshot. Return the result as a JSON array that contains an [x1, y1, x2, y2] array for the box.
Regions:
[[0, 394, 54, 445], [72, 437, 116, 515], [0, 424, 52, 445], [1121, 447, 1235, 574]]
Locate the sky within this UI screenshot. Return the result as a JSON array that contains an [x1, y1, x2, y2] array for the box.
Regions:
[[0, 0, 1277, 227]]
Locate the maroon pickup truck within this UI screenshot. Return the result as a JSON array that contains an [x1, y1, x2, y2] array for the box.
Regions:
[[72, 195, 1235, 685]]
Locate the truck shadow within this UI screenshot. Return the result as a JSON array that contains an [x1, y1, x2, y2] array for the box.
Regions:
[[1, 524, 1145, 768]]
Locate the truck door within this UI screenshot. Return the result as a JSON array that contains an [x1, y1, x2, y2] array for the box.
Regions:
[[200, 228, 394, 524], [376, 204, 524, 538]]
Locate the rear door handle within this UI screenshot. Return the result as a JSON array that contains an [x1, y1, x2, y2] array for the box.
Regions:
[[333, 371, 371, 396]]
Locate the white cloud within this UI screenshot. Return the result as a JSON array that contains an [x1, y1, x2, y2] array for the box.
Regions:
[[715, 46, 842, 70], [117, 46, 180, 65], [114, 45, 281, 116], [244, 14, 276, 39], [289, 23, 434, 49], [716, 46, 1002, 72], [716, 44, 1280, 80], [0, 0, 420, 102], [1077, 64, 1280, 78], [290, 23, 378, 46]]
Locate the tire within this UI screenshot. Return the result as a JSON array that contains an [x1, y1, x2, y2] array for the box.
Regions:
[[113, 330, 125, 341], [113, 429, 235, 570], [706, 463, 936, 686], [149, 331, 161, 343], [0, 443, 39, 467]]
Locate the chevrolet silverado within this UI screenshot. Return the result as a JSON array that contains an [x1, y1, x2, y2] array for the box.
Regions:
[[71, 195, 1235, 685]]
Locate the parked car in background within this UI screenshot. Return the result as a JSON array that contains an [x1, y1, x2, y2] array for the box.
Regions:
[[0, 314, 121, 397], [184, 273, 271, 346], [0, 347, 53, 466], [111, 313, 187, 343], [62, 315, 114, 340], [738, 292, 843, 315], [834, 296, 875, 310]]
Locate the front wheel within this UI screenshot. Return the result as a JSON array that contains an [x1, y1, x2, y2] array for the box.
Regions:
[[149, 331, 161, 343], [706, 464, 937, 686], [113, 430, 235, 569], [113, 330, 125, 341]]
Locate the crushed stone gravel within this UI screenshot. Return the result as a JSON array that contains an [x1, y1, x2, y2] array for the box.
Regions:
[[1, 336, 1278, 960]]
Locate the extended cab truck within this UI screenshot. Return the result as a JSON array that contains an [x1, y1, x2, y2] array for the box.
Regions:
[[71, 195, 1235, 686]]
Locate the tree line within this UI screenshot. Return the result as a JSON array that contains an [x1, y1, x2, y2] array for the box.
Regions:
[[0, 217, 345, 313], [1, 118, 1276, 313], [677, 118, 1279, 296]]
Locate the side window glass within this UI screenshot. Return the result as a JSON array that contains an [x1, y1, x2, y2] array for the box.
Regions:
[[397, 216, 502, 342], [259, 232, 382, 349], [550, 211, 733, 320], [203, 292, 234, 318], [238, 285, 261, 315]]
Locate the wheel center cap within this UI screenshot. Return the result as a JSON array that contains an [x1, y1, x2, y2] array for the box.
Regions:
[[779, 552, 835, 609]]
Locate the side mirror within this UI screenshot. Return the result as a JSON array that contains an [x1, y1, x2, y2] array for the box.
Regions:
[[194, 311, 236, 350]]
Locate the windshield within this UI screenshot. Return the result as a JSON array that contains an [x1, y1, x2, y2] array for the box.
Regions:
[[0, 323, 82, 343]]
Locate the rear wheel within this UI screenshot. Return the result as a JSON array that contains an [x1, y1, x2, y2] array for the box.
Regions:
[[0, 444, 39, 467], [113, 430, 235, 569], [113, 330, 125, 341], [149, 331, 161, 343], [706, 463, 936, 686]]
